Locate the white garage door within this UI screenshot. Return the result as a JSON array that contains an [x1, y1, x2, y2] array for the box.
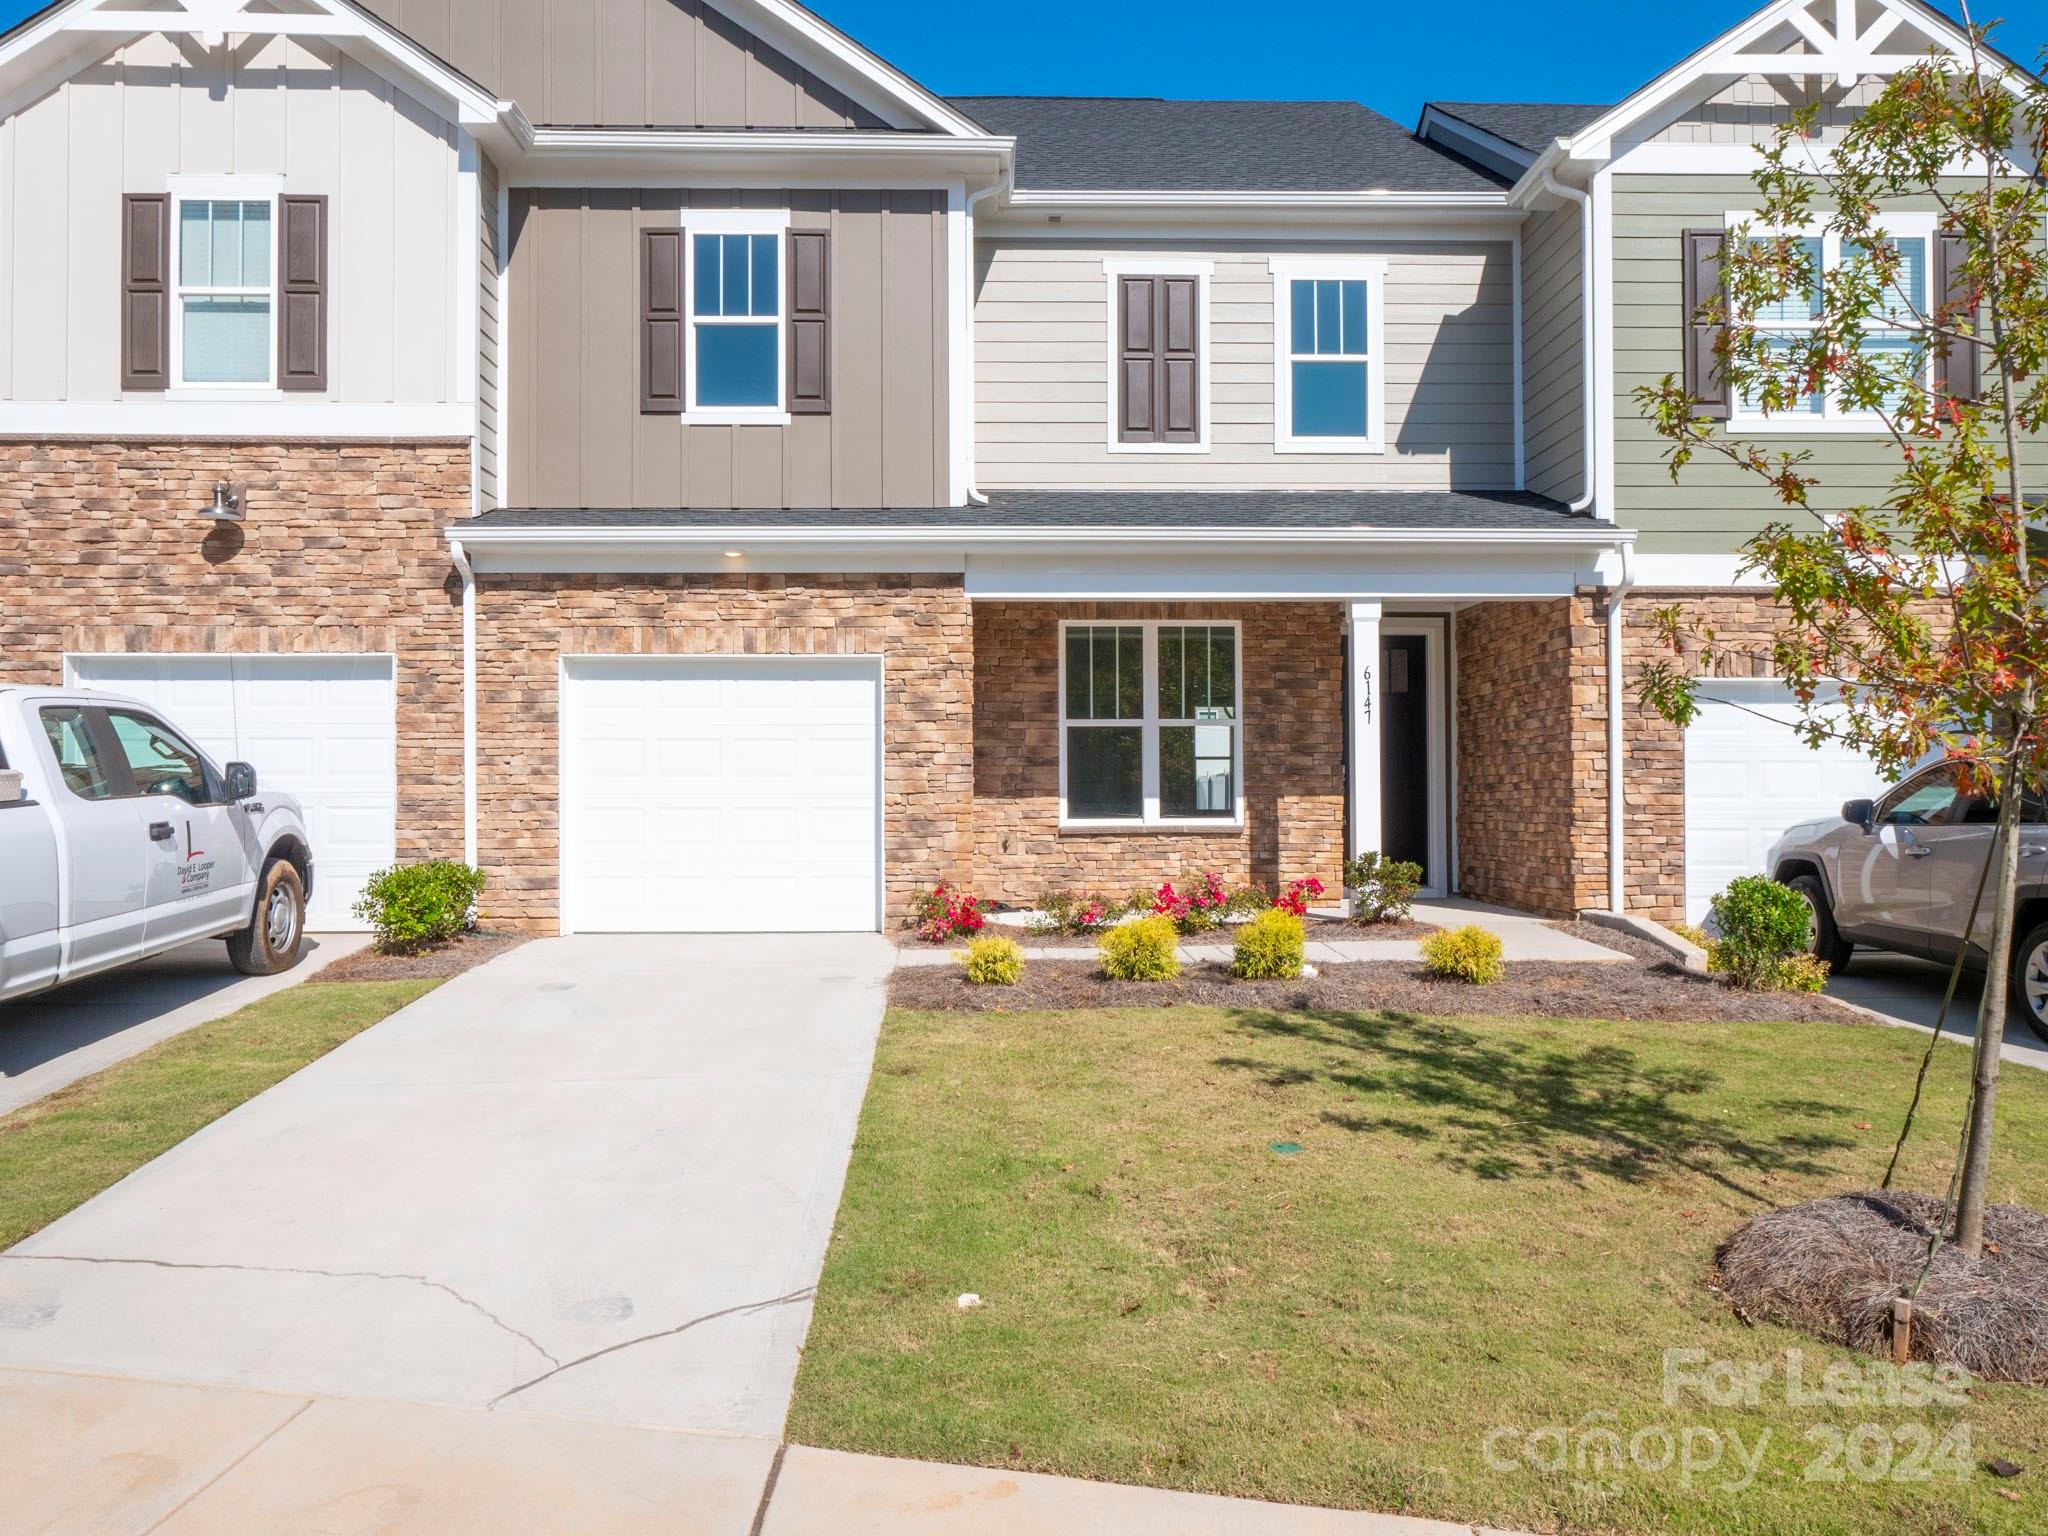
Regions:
[[1684, 679, 1885, 923], [66, 654, 397, 931], [561, 657, 882, 933]]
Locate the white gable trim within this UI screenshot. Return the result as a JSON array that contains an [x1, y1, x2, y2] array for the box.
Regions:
[[705, 0, 989, 138]]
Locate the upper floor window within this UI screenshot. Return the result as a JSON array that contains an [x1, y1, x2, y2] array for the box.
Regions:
[[1270, 258, 1385, 453], [1728, 215, 1934, 428], [690, 224, 785, 416], [174, 194, 276, 388]]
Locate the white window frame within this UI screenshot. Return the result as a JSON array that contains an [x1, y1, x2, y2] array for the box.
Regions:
[[684, 207, 792, 426], [1056, 619, 1245, 830], [167, 174, 284, 397], [1102, 257, 1212, 455], [1722, 210, 1938, 434], [1269, 256, 1386, 455]]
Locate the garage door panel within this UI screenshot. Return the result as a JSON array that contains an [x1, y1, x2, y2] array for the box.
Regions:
[[563, 657, 881, 933]]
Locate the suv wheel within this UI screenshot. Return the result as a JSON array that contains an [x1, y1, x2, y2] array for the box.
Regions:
[[2014, 922, 2048, 1044], [1787, 873, 1852, 975]]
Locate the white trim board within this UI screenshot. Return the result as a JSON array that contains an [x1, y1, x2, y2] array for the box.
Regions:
[[0, 402, 476, 436]]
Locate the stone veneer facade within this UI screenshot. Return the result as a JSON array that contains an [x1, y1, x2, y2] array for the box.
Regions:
[[0, 436, 469, 868], [971, 602, 1347, 906], [472, 572, 975, 929]]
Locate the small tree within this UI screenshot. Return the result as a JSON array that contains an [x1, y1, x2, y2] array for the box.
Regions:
[[1636, 11, 2046, 1257]]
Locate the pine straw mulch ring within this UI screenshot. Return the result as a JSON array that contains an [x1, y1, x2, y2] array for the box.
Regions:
[[1718, 1190, 2048, 1385]]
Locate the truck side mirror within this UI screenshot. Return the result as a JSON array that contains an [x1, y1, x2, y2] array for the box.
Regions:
[[225, 762, 258, 801], [1842, 798, 1875, 833]]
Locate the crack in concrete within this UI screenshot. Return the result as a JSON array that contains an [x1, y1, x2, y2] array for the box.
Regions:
[[2, 1252, 560, 1368], [487, 1286, 815, 1408]]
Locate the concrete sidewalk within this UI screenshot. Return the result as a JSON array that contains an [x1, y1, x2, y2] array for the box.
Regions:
[[0, 1367, 1521, 1536]]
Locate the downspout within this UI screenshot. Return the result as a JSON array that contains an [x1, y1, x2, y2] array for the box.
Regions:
[[1539, 165, 1597, 514], [448, 537, 477, 869], [1606, 544, 1636, 913], [962, 182, 1006, 507]]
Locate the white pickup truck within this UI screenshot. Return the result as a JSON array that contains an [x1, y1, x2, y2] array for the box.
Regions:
[[0, 685, 315, 1004]]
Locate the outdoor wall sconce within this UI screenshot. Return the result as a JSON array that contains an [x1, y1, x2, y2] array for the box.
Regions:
[[205, 480, 246, 522]]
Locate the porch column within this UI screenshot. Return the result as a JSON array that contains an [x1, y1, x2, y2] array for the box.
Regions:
[[1345, 600, 1383, 859]]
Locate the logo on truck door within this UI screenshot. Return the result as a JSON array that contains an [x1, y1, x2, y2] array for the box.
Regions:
[[177, 820, 216, 895]]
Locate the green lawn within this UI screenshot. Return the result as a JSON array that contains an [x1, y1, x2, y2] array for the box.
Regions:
[[789, 1005, 2048, 1535], [0, 979, 435, 1251]]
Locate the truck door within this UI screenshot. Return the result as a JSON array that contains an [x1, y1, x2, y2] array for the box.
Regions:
[[33, 704, 148, 976], [101, 707, 252, 952]]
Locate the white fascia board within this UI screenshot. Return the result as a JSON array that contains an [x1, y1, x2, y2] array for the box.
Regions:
[[705, 0, 991, 137], [0, 401, 475, 436], [965, 551, 1615, 601], [1006, 189, 1511, 211]]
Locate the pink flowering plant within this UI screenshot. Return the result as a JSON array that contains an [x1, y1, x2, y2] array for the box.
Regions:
[[1272, 877, 1326, 918], [1152, 871, 1234, 934], [908, 880, 984, 944]]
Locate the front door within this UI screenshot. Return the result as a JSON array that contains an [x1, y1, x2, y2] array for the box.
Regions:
[[1380, 628, 1441, 894]]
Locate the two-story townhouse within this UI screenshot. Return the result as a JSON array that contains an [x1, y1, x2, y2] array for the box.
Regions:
[[0, 0, 2003, 939]]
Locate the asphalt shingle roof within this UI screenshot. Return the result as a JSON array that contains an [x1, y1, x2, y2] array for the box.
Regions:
[[1424, 101, 1611, 154], [467, 490, 1588, 534], [948, 96, 1504, 193]]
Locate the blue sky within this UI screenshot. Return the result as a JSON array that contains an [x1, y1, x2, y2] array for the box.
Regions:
[[0, 0, 2041, 127]]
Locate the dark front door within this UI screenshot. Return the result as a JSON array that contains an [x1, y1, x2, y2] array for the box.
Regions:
[[1380, 633, 1432, 888]]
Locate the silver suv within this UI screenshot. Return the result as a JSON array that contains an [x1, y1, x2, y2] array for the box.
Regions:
[[1766, 761, 2048, 1033]]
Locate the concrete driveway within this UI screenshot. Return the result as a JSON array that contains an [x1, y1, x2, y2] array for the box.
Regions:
[[1829, 950, 2048, 1073], [0, 933, 370, 1116], [0, 934, 892, 1438]]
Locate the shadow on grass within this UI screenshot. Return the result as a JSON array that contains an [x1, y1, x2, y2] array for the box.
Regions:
[[1217, 1009, 1855, 1201]]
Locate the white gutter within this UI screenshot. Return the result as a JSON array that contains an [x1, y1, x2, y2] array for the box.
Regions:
[[447, 537, 477, 869], [1005, 188, 1512, 209], [447, 523, 1635, 551], [1539, 164, 1598, 516], [962, 182, 1007, 507], [1606, 543, 1636, 913]]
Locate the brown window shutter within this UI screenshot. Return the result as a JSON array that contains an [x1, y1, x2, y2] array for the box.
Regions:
[[1935, 231, 1980, 403], [1681, 228, 1730, 420], [788, 228, 830, 415], [1118, 274, 1199, 444], [641, 227, 684, 414], [277, 195, 327, 392], [121, 194, 170, 392]]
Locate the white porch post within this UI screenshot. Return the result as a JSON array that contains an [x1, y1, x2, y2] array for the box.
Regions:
[[1345, 600, 1383, 860]]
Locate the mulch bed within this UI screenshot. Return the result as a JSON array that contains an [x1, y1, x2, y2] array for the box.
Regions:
[[898, 916, 1437, 951], [1307, 917, 1439, 941], [889, 958, 1850, 1023], [1550, 918, 1694, 968], [1719, 1190, 2048, 1384], [313, 931, 527, 984]]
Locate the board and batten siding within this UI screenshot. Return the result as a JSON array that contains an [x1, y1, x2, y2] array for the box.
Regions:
[[974, 239, 1516, 490], [1520, 199, 1584, 504], [1610, 174, 2033, 554], [478, 152, 502, 504], [355, 0, 887, 128], [0, 32, 458, 404], [505, 189, 950, 509]]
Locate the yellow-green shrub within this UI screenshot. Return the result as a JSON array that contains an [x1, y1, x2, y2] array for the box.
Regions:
[[1420, 925, 1505, 984], [1232, 909, 1305, 980], [962, 935, 1025, 986], [1766, 952, 1830, 993], [1099, 915, 1180, 981]]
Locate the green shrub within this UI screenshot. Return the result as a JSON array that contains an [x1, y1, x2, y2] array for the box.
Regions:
[[1767, 952, 1831, 993], [1709, 875, 1814, 990], [1232, 909, 1305, 980], [1223, 884, 1271, 918], [1420, 925, 1504, 984], [352, 860, 486, 953], [1344, 851, 1424, 923], [962, 935, 1025, 986], [1100, 915, 1181, 981]]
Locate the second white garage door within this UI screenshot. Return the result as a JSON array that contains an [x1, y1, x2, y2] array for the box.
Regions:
[[560, 657, 883, 933], [1684, 679, 1887, 923]]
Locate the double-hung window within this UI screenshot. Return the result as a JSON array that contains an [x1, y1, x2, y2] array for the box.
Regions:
[[1729, 215, 1933, 426], [173, 188, 277, 387], [690, 222, 784, 414], [1271, 257, 1384, 453], [1060, 621, 1241, 825]]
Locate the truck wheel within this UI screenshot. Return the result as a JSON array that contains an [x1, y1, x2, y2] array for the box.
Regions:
[[2013, 922, 2048, 1046], [228, 856, 306, 977], [1787, 873, 1852, 975]]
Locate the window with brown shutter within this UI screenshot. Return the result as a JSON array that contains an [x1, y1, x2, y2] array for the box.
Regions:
[[1680, 228, 1730, 420], [122, 194, 170, 392], [278, 194, 327, 392], [1934, 231, 1981, 403], [1117, 274, 1200, 444], [641, 228, 684, 414], [787, 228, 830, 415]]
